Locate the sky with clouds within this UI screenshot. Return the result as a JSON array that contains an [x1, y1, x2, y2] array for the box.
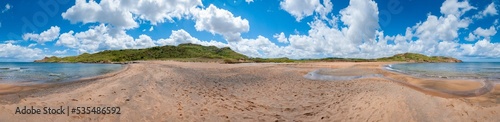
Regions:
[[0, 0, 499, 62]]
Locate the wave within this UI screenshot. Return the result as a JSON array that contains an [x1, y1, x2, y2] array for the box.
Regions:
[[0, 67, 28, 70]]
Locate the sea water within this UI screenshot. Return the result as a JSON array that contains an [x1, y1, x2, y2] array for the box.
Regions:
[[0, 62, 123, 85], [386, 62, 500, 80]]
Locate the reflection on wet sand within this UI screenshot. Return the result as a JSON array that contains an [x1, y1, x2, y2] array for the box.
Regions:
[[304, 66, 498, 103]]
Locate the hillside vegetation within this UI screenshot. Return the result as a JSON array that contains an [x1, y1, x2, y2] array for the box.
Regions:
[[35, 44, 462, 63], [376, 53, 462, 63], [36, 43, 248, 63]]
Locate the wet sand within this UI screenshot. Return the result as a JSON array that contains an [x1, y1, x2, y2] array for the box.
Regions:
[[0, 61, 499, 121]]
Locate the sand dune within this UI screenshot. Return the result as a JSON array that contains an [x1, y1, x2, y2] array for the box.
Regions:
[[0, 61, 498, 121]]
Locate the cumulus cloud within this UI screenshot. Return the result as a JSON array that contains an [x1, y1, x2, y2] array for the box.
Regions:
[[132, 35, 156, 49], [55, 25, 227, 54], [54, 50, 68, 55], [55, 24, 157, 53], [191, 4, 250, 42], [440, 0, 475, 17], [473, 26, 497, 39], [22, 26, 61, 44], [279, 0, 333, 21], [273, 32, 288, 43], [464, 33, 477, 41], [0, 43, 43, 61], [62, 0, 202, 29], [229, 36, 284, 57], [473, 2, 498, 19], [62, 0, 138, 29], [233, 0, 500, 60], [340, 0, 379, 45], [62, 0, 248, 44], [157, 29, 228, 48], [56, 31, 78, 48], [121, 0, 202, 24], [459, 39, 500, 57], [413, 15, 470, 42]]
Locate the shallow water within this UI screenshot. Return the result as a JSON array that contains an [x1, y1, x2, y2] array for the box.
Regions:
[[385, 62, 500, 80], [303, 64, 499, 98], [0, 62, 123, 85], [304, 68, 383, 81]]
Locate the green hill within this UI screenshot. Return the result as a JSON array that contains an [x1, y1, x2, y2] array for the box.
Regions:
[[35, 44, 462, 63], [35, 43, 249, 63], [376, 53, 462, 63]]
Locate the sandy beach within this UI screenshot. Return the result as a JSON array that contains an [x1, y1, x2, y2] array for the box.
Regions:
[[0, 61, 499, 121]]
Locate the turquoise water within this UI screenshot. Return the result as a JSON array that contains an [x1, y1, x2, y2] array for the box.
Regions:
[[386, 62, 500, 80], [0, 62, 123, 85]]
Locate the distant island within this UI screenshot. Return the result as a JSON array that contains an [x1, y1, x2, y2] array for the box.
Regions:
[[35, 43, 462, 63]]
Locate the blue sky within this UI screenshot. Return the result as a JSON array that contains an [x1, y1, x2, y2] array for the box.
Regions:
[[0, 0, 499, 62]]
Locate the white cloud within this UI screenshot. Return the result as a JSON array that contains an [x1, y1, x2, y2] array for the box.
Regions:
[[55, 24, 158, 53], [473, 26, 497, 39], [54, 50, 67, 55], [121, 0, 202, 25], [22, 26, 61, 44], [4, 40, 17, 44], [62, 0, 247, 43], [191, 4, 250, 42], [56, 26, 228, 54], [157, 29, 228, 48], [273, 32, 288, 43], [1, 3, 11, 13], [56, 31, 78, 48], [149, 26, 154, 32], [231, 0, 500, 60], [134, 35, 156, 49], [0, 43, 43, 61], [340, 0, 379, 45], [62, 0, 202, 29], [459, 39, 500, 57], [474, 2, 498, 19], [226, 0, 382, 59], [229, 35, 283, 57], [62, 0, 138, 29], [440, 0, 475, 17], [28, 44, 37, 48], [245, 0, 254, 4], [464, 33, 476, 41], [279, 0, 333, 21], [413, 15, 470, 42]]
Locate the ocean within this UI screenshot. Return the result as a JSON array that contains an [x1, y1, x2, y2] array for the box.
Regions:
[[0, 62, 123, 85], [386, 62, 500, 80]]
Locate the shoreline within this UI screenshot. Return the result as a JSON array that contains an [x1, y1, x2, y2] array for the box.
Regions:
[[0, 61, 498, 121], [0, 64, 130, 95], [380, 68, 494, 98]]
